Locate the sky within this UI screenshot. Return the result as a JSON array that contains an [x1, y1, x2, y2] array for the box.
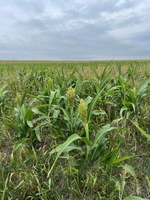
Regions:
[[0, 0, 150, 60]]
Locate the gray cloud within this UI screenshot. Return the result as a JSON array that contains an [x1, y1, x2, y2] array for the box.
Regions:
[[0, 0, 150, 60]]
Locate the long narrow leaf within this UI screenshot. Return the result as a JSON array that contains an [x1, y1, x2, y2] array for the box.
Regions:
[[133, 122, 150, 140], [47, 134, 81, 177]]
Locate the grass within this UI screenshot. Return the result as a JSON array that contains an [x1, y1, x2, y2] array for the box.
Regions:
[[0, 60, 150, 200]]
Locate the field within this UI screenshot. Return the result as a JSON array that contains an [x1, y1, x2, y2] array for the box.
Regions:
[[0, 60, 150, 200]]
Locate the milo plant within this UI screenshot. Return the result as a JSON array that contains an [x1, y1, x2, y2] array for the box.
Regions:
[[4, 96, 41, 144], [61, 86, 81, 134], [47, 95, 107, 176], [51, 68, 77, 94], [9, 104, 34, 139], [112, 75, 150, 119], [87, 124, 115, 163], [78, 99, 88, 139], [124, 77, 150, 115], [48, 93, 133, 177]]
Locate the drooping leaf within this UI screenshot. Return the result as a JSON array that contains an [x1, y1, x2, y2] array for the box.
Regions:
[[27, 120, 33, 128], [92, 109, 106, 116], [48, 134, 81, 177], [93, 124, 115, 147], [133, 122, 150, 140]]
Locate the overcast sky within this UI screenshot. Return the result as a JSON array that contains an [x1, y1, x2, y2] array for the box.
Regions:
[[0, 0, 150, 60]]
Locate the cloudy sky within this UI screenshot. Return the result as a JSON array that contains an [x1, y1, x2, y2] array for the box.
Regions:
[[0, 0, 150, 60]]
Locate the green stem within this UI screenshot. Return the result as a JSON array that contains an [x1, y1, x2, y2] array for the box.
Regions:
[[84, 123, 89, 141], [84, 123, 89, 159]]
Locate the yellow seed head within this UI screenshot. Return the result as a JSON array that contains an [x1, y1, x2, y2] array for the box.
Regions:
[[66, 87, 75, 107], [78, 99, 87, 124]]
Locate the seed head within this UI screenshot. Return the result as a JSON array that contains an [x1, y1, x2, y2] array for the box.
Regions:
[[66, 87, 75, 107], [78, 99, 87, 124]]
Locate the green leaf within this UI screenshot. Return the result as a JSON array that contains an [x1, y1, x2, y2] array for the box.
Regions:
[[84, 96, 93, 106], [27, 120, 33, 128], [32, 107, 42, 115], [94, 124, 115, 146], [112, 117, 122, 125], [48, 134, 81, 177], [92, 109, 106, 116], [88, 125, 115, 162], [133, 122, 150, 140], [87, 92, 101, 122], [112, 155, 135, 165], [53, 109, 60, 118], [13, 138, 30, 153], [120, 106, 128, 117], [49, 91, 56, 104], [35, 131, 41, 142], [62, 144, 83, 154]]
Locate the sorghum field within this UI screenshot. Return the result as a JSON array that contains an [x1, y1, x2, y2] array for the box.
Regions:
[[0, 60, 150, 200]]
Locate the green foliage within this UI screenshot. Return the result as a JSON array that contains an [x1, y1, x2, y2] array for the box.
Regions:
[[48, 134, 82, 177], [0, 61, 150, 199]]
